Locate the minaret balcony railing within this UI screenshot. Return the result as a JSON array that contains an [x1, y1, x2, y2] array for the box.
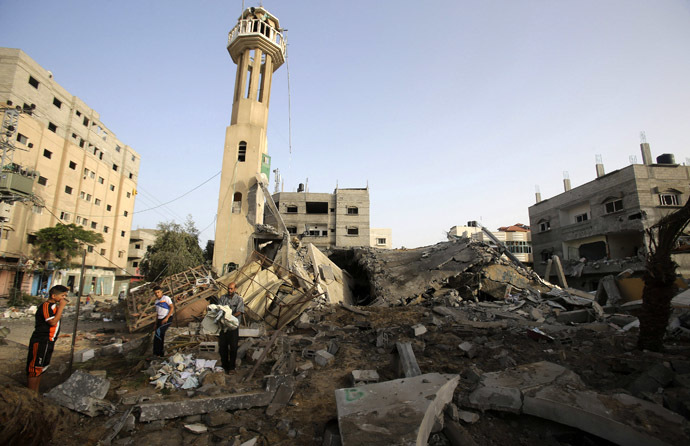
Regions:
[[228, 19, 286, 56]]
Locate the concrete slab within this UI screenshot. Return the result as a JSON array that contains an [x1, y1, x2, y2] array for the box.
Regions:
[[395, 342, 422, 378], [523, 386, 688, 446], [138, 391, 272, 422], [335, 373, 459, 446], [44, 369, 114, 417], [74, 348, 95, 363]]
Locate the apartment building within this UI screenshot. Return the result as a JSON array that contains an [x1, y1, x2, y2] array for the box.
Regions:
[[528, 142, 690, 289], [0, 48, 139, 296], [265, 187, 376, 250]]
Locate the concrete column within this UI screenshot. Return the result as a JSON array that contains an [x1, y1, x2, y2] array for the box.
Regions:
[[640, 143, 652, 165]]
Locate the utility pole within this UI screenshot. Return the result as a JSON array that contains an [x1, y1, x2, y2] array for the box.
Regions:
[[68, 249, 87, 373]]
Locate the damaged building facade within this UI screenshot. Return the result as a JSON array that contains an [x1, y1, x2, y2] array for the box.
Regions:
[[449, 223, 532, 266], [0, 48, 139, 296], [529, 141, 690, 290], [264, 188, 391, 250]]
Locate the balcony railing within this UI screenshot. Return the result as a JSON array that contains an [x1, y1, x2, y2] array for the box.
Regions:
[[228, 18, 286, 55]]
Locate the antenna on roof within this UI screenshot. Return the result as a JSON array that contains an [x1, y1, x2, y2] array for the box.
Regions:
[[629, 155, 638, 165], [640, 131, 647, 144]]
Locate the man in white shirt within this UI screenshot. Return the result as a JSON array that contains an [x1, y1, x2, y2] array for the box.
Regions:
[[152, 285, 174, 358], [217, 282, 244, 372]]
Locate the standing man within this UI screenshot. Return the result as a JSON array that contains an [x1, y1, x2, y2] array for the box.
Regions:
[[217, 282, 244, 373], [26, 284, 69, 393], [152, 285, 174, 358]]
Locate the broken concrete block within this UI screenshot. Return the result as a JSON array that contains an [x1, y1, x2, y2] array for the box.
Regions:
[[468, 386, 522, 413], [199, 342, 218, 353], [26, 305, 37, 315], [335, 373, 459, 446], [100, 342, 123, 356], [297, 361, 313, 372], [240, 438, 258, 446], [412, 324, 427, 337], [458, 342, 477, 359], [184, 423, 208, 434], [315, 350, 334, 367], [629, 363, 675, 396], [88, 370, 107, 379], [74, 348, 95, 363], [45, 370, 114, 417], [203, 410, 234, 427], [395, 342, 422, 378], [458, 410, 480, 424], [239, 328, 261, 337], [351, 370, 379, 386], [138, 391, 273, 422]]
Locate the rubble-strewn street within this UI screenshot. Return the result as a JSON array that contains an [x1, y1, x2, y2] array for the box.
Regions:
[[2, 239, 690, 445]]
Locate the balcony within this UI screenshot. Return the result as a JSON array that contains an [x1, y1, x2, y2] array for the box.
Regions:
[[227, 18, 286, 69]]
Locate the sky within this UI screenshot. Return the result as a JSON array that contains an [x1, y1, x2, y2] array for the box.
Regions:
[[2, 0, 690, 249]]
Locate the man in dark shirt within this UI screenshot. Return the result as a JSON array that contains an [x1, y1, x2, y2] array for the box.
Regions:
[[217, 282, 244, 373], [26, 284, 69, 393]]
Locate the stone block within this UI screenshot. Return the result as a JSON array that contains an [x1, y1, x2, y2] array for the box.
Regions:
[[458, 410, 480, 424], [315, 350, 334, 367], [351, 370, 379, 386], [239, 328, 261, 337], [412, 324, 427, 337], [335, 373, 459, 446], [395, 342, 422, 378], [458, 342, 477, 359], [100, 343, 123, 356], [184, 423, 207, 434], [199, 342, 218, 353], [297, 361, 313, 372], [74, 348, 95, 363], [45, 370, 114, 417]]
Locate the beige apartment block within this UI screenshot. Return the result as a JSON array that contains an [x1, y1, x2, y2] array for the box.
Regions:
[[127, 228, 158, 279], [0, 48, 139, 296], [213, 7, 286, 274], [265, 188, 372, 250], [370, 228, 392, 249]]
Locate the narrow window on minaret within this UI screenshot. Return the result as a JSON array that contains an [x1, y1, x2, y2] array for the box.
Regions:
[[232, 193, 242, 213], [238, 142, 247, 162], [258, 54, 267, 102], [245, 50, 255, 99]]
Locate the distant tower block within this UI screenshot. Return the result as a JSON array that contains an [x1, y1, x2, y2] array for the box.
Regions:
[[213, 6, 286, 274]]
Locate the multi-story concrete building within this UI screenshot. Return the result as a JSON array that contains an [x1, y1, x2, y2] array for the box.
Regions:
[[528, 142, 690, 289], [126, 229, 158, 281], [265, 188, 373, 250], [449, 223, 533, 265], [213, 7, 286, 274], [0, 48, 139, 296]]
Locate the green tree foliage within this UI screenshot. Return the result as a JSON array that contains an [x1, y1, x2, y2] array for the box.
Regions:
[[140, 216, 205, 282], [32, 223, 105, 269]]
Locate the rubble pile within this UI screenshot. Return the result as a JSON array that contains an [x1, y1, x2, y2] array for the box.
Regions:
[[146, 353, 221, 390]]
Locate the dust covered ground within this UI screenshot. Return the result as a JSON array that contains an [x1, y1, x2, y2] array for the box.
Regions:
[[2, 300, 690, 445]]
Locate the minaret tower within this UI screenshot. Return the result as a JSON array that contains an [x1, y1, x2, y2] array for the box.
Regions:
[[213, 6, 286, 274]]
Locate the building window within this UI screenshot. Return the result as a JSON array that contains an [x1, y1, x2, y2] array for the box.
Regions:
[[106, 204, 112, 211], [605, 199, 623, 214], [575, 213, 588, 223], [232, 192, 242, 213], [83, 117, 89, 126], [98, 176, 104, 184], [110, 184, 115, 191], [286, 205, 298, 213], [113, 164, 119, 172], [32, 205, 43, 215], [121, 231, 126, 237], [43, 149, 52, 159], [91, 222, 97, 229], [79, 139, 85, 148], [76, 110, 82, 117], [53, 97, 62, 108], [347, 227, 359, 236], [80, 191, 85, 199], [287, 226, 297, 235], [95, 198, 101, 205], [16, 133, 28, 145], [64, 186, 73, 195], [103, 226, 109, 233], [115, 145, 121, 152], [27, 234, 37, 244], [86, 194, 91, 202], [306, 202, 328, 214], [347, 206, 359, 215], [134, 243, 141, 249], [82, 218, 88, 225], [76, 216, 82, 224], [69, 161, 76, 170], [59, 211, 71, 221], [133, 261, 139, 267], [238, 141, 247, 162], [659, 194, 680, 206], [118, 250, 124, 258], [48, 122, 57, 133], [124, 211, 128, 217], [129, 172, 134, 179], [539, 221, 550, 232], [126, 192, 131, 198], [376, 238, 386, 245], [100, 249, 106, 255], [87, 246, 93, 253], [37, 176, 47, 186], [28, 76, 39, 89]]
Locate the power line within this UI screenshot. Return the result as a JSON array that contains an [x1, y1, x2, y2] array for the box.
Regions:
[[134, 171, 221, 214]]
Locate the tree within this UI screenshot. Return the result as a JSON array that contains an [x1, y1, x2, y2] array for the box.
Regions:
[[638, 197, 690, 351], [139, 216, 205, 282], [32, 223, 105, 269]]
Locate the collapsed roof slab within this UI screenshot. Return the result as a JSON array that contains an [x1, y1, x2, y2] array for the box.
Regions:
[[335, 373, 459, 446]]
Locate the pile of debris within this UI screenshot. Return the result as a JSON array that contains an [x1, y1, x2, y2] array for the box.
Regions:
[[146, 353, 220, 390]]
